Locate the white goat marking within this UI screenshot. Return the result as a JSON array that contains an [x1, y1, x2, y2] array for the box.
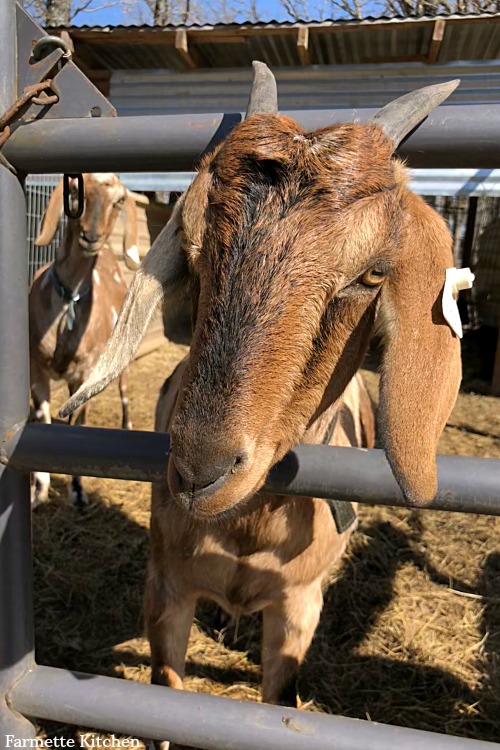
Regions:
[[113, 272, 121, 282], [93, 270, 100, 285], [33, 471, 51, 506], [35, 400, 51, 423]]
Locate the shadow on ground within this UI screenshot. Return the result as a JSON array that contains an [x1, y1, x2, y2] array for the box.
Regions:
[[33, 480, 500, 746]]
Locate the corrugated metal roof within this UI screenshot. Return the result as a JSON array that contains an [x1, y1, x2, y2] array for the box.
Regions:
[[58, 14, 500, 71], [54, 11, 500, 30], [109, 61, 500, 117]]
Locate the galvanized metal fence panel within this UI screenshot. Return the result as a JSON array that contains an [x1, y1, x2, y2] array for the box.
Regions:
[[26, 174, 63, 284]]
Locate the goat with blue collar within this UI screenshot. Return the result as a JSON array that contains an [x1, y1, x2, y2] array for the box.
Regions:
[[29, 172, 139, 507]]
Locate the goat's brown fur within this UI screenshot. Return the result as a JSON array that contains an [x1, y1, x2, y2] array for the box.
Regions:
[[139, 114, 459, 709], [59, 89, 461, 710], [29, 173, 136, 506], [149, 358, 373, 705]]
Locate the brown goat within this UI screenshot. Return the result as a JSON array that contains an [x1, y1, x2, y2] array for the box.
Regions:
[[30, 173, 138, 506], [62, 65, 462, 709]]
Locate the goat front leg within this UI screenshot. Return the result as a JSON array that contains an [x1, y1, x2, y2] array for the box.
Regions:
[[67, 383, 89, 508], [145, 572, 197, 750], [119, 370, 132, 430], [145, 573, 196, 690], [31, 365, 51, 506], [261, 582, 323, 707]]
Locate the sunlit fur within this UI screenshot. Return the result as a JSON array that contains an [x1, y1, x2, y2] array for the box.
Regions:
[[167, 115, 459, 515], [145, 113, 462, 710], [143, 112, 461, 713]]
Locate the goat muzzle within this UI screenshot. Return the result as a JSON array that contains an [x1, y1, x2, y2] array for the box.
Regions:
[[166, 444, 264, 518], [79, 233, 104, 254]]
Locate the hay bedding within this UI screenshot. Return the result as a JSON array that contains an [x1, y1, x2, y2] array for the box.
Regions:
[[34, 343, 500, 747]]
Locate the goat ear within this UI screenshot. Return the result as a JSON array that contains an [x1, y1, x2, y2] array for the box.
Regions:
[[59, 194, 187, 419], [123, 190, 140, 270], [35, 179, 63, 246], [378, 193, 461, 506]]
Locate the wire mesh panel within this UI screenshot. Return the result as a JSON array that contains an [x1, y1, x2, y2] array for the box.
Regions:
[[26, 174, 65, 285]]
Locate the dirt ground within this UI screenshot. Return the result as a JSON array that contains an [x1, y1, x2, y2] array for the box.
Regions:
[[34, 341, 500, 747]]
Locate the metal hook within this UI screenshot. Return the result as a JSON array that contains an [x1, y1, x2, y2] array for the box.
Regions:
[[32, 36, 72, 62], [63, 174, 84, 219]]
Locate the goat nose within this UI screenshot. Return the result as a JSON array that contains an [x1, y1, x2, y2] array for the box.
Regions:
[[171, 451, 245, 495]]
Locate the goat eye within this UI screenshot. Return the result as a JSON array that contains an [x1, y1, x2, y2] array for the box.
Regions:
[[361, 267, 386, 287]]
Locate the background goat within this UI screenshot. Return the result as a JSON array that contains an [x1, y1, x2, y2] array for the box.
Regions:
[[30, 173, 139, 507], [61, 65, 461, 711]]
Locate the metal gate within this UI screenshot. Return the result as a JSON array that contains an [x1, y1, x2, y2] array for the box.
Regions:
[[2, 2, 500, 748]]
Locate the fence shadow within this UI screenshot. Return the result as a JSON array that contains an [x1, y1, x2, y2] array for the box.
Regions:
[[476, 551, 500, 733], [300, 519, 481, 737], [33, 477, 148, 674], [32, 481, 500, 745]]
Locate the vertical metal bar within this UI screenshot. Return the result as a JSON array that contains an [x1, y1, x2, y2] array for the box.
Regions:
[[0, 0, 36, 741]]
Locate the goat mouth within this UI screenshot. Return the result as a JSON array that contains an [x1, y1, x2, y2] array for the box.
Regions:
[[169, 460, 231, 504], [79, 239, 103, 254]]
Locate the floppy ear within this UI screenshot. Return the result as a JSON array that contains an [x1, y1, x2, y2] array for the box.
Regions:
[[35, 179, 63, 246], [59, 194, 187, 418], [378, 192, 461, 506], [123, 190, 140, 270]]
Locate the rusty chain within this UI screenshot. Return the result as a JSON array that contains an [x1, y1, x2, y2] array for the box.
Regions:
[[0, 80, 58, 147]]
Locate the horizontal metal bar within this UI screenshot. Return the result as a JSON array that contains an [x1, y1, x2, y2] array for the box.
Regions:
[[10, 665, 497, 750], [4, 422, 500, 515], [5, 103, 500, 173]]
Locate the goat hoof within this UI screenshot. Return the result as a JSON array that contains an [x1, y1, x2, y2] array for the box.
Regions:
[[68, 480, 89, 509]]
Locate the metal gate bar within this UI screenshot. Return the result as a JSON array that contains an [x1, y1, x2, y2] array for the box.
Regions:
[[4, 102, 500, 173], [9, 665, 496, 750], [0, 0, 35, 742], [5, 422, 500, 516]]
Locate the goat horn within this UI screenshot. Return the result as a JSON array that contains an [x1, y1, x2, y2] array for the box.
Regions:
[[371, 79, 460, 148], [245, 61, 278, 118]]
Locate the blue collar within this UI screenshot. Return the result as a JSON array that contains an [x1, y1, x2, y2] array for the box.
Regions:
[[49, 265, 92, 330], [49, 265, 91, 304]]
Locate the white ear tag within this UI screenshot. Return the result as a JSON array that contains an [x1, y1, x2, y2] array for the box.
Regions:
[[124, 245, 141, 270], [442, 267, 475, 338]]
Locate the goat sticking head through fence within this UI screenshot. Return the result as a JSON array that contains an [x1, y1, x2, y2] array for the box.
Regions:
[[35, 172, 140, 269], [61, 63, 462, 514]]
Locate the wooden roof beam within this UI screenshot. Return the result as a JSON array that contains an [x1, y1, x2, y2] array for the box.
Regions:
[[297, 26, 311, 66], [175, 29, 204, 69], [428, 19, 446, 64]]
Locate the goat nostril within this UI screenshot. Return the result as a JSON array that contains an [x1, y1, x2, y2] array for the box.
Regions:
[[231, 454, 245, 474]]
